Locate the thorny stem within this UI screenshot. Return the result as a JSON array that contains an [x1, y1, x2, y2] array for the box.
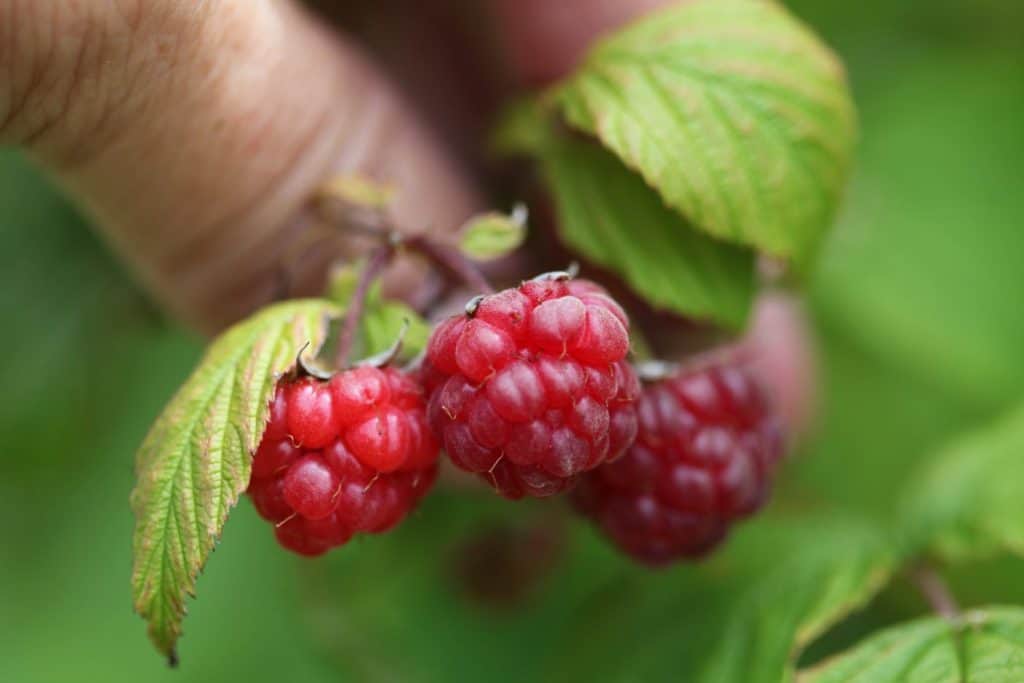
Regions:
[[912, 564, 961, 621], [334, 243, 394, 369]]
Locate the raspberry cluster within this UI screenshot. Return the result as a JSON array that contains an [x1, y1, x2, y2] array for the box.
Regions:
[[422, 276, 640, 499], [245, 264, 787, 569], [572, 363, 785, 566], [247, 366, 439, 556]]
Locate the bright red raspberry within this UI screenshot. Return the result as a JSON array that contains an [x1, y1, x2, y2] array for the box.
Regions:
[[247, 366, 439, 556], [572, 363, 785, 566], [423, 276, 639, 499]]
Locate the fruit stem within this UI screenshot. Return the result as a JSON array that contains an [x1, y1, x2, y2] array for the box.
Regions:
[[403, 234, 495, 295], [911, 564, 960, 621], [335, 243, 395, 369]]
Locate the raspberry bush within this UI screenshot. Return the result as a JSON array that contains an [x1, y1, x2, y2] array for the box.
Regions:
[[423, 275, 639, 499], [122, 1, 899, 677]]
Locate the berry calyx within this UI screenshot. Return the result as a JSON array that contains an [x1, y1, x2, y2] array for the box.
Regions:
[[572, 362, 785, 566], [423, 276, 640, 499], [247, 367, 439, 556]]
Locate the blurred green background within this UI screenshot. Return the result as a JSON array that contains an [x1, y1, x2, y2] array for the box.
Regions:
[[2, 1, 1023, 680]]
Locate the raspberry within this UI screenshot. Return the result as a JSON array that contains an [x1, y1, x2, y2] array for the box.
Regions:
[[572, 363, 785, 566], [247, 367, 439, 556], [423, 276, 639, 499]]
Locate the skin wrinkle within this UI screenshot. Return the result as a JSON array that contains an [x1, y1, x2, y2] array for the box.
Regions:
[[41, 8, 140, 167], [0, 2, 7, 125], [21, 1, 66, 146], [0, 0, 55, 139], [15, 2, 115, 155], [39, 1, 96, 150]]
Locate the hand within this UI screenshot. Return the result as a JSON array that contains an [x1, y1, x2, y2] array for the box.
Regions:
[[0, 0, 813, 432]]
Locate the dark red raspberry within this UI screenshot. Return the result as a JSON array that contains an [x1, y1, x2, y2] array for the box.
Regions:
[[247, 366, 439, 556], [423, 276, 639, 499], [572, 363, 785, 566]]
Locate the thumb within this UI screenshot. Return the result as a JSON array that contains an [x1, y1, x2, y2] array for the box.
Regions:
[[0, 0, 480, 333]]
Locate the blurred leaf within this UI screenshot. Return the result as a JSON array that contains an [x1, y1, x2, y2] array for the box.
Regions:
[[545, 515, 895, 682], [458, 205, 528, 261], [303, 493, 622, 683], [812, 53, 1024, 411], [131, 299, 337, 661], [798, 606, 1024, 682], [555, 0, 856, 264], [900, 402, 1024, 563], [542, 134, 756, 328], [318, 173, 394, 210], [491, 98, 552, 157], [699, 517, 895, 683], [784, 323, 985, 519]]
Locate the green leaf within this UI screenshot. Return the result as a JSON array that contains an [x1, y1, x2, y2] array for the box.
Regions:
[[458, 205, 528, 261], [901, 403, 1024, 563], [554, 0, 856, 264], [491, 98, 553, 158], [301, 493, 621, 683], [811, 53, 1024, 412], [541, 134, 755, 327], [130, 299, 338, 661], [543, 515, 894, 683], [798, 606, 1024, 682], [699, 517, 896, 683]]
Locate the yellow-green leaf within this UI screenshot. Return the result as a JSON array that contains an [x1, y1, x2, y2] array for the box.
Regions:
[[555, 0, 856, 264], [799, 607, 1024, 682], [458, 205, 528, 261]]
